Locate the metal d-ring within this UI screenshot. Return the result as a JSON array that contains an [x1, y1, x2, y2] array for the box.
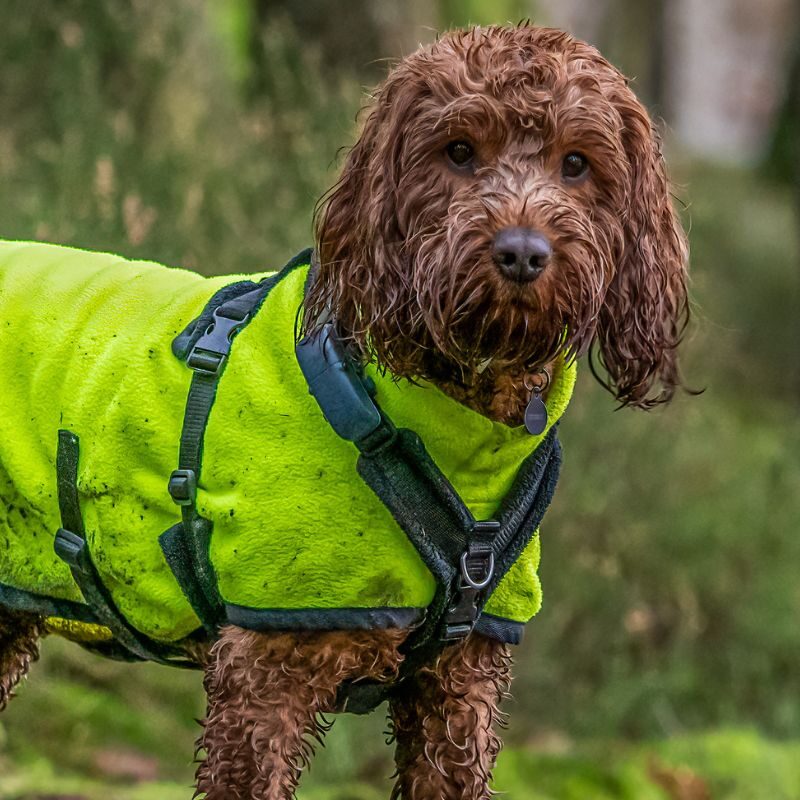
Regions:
[[524, 367, 551, 396], [460, 549, 495, 590]]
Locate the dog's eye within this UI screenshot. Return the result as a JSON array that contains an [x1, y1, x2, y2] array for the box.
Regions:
[[446, 140, 475, 168], [562, 152, 589, 180]]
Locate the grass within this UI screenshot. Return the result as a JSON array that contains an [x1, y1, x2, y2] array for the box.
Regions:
[[3, 644, 800, 799], [4, 700, 800, 800]]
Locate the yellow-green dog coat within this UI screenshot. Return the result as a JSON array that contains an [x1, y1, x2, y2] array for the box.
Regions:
[[0, 240, 576, 654]]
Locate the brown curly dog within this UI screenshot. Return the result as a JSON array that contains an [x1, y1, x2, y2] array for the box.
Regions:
[[0, 24, 688, 800]]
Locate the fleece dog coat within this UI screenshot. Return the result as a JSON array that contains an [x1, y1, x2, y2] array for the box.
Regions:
[[0, 241, 576, 650]]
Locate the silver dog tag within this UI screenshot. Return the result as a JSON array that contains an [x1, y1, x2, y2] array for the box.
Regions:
[[524, 391, 548, 435]]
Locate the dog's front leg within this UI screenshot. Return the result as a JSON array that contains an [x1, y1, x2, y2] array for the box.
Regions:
[[196, 626, 404, 800], [389, 633, 511, 800]]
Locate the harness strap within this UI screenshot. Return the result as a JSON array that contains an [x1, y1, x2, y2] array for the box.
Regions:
[[166, 296, 260, 635], [164, 250, 313, 636], [355, 418, 560, 680], [53, 430, 198, 668], [295, 322, 563, 712]]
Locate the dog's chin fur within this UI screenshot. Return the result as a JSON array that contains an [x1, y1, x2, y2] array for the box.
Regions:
[[305, 24, 689, 420]]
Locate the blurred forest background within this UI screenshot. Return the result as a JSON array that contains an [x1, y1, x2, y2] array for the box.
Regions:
[[0, 1, 798, 798]]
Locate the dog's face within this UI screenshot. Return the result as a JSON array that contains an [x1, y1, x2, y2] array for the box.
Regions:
[[308, 26, 688, 409]]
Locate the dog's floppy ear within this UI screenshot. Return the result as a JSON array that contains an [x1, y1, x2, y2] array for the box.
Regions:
[[306, 68, 417, 352], [593, 86, 689, 408], [315, 93, 400, 269]]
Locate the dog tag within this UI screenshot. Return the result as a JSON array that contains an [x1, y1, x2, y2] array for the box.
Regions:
[[524, 390, 548, 435]]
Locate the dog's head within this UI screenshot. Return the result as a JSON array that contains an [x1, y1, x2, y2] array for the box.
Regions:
[[306, 25, 688, 410]]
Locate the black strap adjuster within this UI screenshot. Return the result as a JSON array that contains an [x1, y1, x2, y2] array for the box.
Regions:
[[54, 527, 89, 574], [472, 520, 502, 536], [440, 519, 501, 641], [187, 306, 250, 375], [168, 469, 197, 506]]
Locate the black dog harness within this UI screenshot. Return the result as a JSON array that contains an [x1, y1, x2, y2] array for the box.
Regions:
[[1, 249, 562, 713], [161, 254, 563, 711]]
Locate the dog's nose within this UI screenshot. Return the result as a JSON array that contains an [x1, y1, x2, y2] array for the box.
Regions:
[[492, 228, 551, 282]]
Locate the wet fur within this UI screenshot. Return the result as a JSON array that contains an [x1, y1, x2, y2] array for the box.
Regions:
[[305, 26, 688, 416], [1, 25, 688, 800]]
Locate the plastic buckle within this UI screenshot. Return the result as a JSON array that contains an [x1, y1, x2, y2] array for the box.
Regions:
[[168, 469, 197, 506], [442, 585, 482, 641], [295, 324, 383, 443], [186, 306, 250, 375], [54, 528, 88, 574], [440, 520, 501, 642]]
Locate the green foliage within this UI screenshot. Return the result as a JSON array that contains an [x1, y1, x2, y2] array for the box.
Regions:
[[440, 0, 535, 28], [4, 698, 800, 800], [496, 748, 667, 800], [655, 731, 800, 800], [208, 0, 255, 85], [513, 342, 800, 739], [494, 731, 800, 800], [0, 764, 188, 800], [0, 0, 358, 272], [0, 640, 201, 779]]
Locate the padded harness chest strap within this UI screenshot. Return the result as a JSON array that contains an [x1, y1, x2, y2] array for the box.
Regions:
[[295, 323, 562, 693], [294, 321, 563, 715]]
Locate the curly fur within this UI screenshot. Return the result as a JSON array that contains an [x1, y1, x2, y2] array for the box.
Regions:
[[1, 23, 689, 800], [305, 25, 688, 416], [0, 607, 42, 712], [389, 635, 512, 800], [196, 628, 406, 799]]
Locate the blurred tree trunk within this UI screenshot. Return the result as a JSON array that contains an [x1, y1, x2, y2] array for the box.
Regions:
[[535, 0, 611, 49], [766, 29, 800, 397], [536, 0, 666, 109], [604, 0, 664, 108], [767, 31, 800, 213], [667, 0, 797, 162], [246, 0, 437, 96], [371, 0, 439, 57]]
